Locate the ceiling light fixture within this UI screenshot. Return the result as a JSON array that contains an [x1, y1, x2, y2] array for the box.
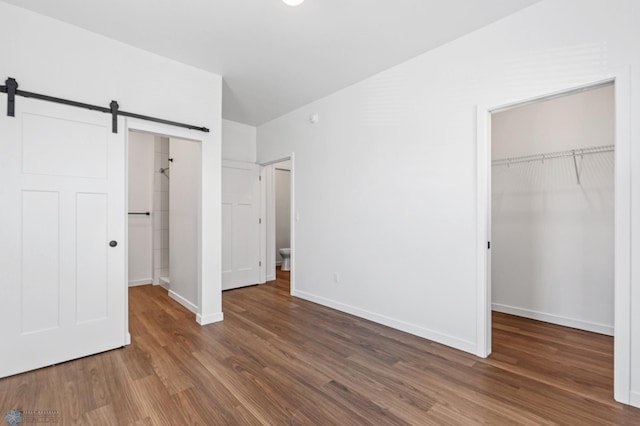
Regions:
[[282, 0, 304, 6]]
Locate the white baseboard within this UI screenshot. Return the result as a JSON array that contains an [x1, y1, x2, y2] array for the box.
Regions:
[[492, 303, 614, 336], [157, 276, 170, 290], [197, 312, 224, 325], [128, 278, 153, 287], [292, 289, 476, 354], [630, 391, 640, 409], [168, 290, 198, 314], [125, 333, 131, 345]]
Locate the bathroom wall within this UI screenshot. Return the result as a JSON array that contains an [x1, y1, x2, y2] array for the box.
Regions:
[[127, 131, 155, 285], [256, 0, 640, 405], [153, 136, 171, 286], [492, 85, 615, 335], [275, 162, 291, 264]]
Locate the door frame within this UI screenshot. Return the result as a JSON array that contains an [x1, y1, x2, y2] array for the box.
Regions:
[[125, 118, 223, 329], [260, 153, 295, 294], [475, 67, 632, 404]]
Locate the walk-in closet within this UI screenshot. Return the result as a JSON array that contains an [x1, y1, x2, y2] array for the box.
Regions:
[[491, 83, 615, 335]]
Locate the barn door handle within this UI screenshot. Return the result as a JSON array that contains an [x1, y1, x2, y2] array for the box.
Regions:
[[109, 240, 118, 247]]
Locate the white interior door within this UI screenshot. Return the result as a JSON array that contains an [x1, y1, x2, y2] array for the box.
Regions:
[[222, 160, 260, 290], [0, 98, 126, 378]]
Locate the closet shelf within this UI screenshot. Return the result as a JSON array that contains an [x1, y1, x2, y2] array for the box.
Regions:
[[492, 144, 614, 185], [492, 144, 614, 167]]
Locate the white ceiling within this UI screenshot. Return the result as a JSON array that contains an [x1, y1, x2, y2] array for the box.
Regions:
[[2, 0, 541, 126]]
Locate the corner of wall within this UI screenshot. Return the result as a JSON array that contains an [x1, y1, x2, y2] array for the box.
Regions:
[[196, 311, 224, 326], [629, 391, 640, 409]]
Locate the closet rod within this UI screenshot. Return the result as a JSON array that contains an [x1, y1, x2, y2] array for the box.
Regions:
[[128, 212, 150, 216], [0, 77, 209, 134], [492, 144, 614, 167]]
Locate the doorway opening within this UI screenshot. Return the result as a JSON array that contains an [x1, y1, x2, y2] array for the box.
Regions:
[[262, 155, 295, 294], [127, 131, 200, 309], [491, 83, 615, 336], [274, 160, 292, 292], [125, 120, 211, 330], [127, 133, 173, 288], [477, 70, 631, 404]]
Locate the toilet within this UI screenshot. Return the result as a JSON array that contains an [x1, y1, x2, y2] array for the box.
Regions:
[[279, 248, 291, 271]]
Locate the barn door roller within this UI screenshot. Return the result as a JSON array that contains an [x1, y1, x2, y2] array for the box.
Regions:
[[0, 77, 209, 134]]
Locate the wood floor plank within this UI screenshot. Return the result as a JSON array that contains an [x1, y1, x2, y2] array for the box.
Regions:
[[1, 268, 639, 424]]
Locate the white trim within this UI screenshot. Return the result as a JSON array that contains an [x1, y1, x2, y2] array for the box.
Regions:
[[158, 276, 170, 289], [260, 156, 293, 166], [222, 159, 258, 169], [492, 303, 614, 336], [612, 67, 632, 405], [289, 153, 296, 295], [197, 312, 224, 325], [168, 290, 198, 314], [293, 290, 476, 353], [124, 125, 131, 347], [128, 279, 153, 287], [259, 164, 267, 284], [476, 68, 632, 405], [125, 117, 221, 329], [476, 105, 491, 358], [630, 391, 640, 409], [266, 274, 276, 282]]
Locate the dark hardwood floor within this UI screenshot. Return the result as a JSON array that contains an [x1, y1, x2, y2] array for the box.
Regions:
[[1, 268, 639, 424]]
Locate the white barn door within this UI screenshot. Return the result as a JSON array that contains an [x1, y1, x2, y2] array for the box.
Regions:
[[0, 98, 126, 378], [222, 161, 260, 290]]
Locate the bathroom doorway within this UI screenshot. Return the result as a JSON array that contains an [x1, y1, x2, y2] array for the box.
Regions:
[[127, 131, 156, 287], [274, 160, 291, 275], [127, 130, 202, 313], [263, 155, 295, 294]]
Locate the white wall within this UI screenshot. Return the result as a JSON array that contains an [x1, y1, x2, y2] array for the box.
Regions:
[[169, 138, 201, 312], [275, 165, 291, 264], [0, 2, 223, 324], [257, 0, 640, 405], [222, 119, 256, 162], [127, 131, 155, 285], [492, 86, 615, 158], [492, 86, 614, 335]]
